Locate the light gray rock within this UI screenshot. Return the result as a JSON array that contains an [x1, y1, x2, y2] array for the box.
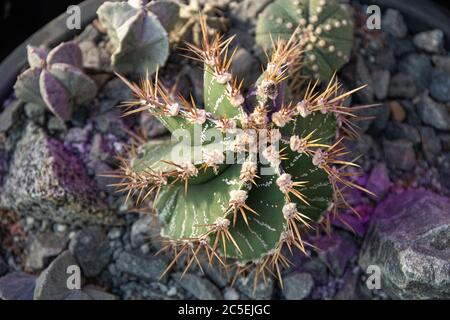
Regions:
[[174, 273, 223, 300], [371, 69, 390, 101], [34, 251, 81, 300], [25, 232, 68, 270], [130, 215, 153, 248], [0, 272, 36, 300], [359, 190, 450, 299], [416, 93, 450, 130], [69, 227, 111, 277], [382, 9, 408, 38], [116, 251, 167, 281], [0, 124, 123, 226], [413, 29, 444, 53], [236, 269, 273, 299], [383, 139, 416, 170], [282, 272, 314, 300]]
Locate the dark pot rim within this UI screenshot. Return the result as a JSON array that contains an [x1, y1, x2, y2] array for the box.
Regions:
[[0, 0, 449, 103]]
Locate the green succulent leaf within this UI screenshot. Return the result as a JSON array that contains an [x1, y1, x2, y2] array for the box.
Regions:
[[97, 1, 169, 76], [47, 41, 83, 69], [26, 46, 47, 68], [14, 67, 45, 106], [255, 0, 353, 80], [147, 0, 181, 33]]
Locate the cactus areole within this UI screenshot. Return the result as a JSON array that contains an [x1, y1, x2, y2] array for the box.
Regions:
[[113, 12, 371, 287]]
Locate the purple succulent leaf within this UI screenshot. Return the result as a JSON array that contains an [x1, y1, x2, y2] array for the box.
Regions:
[[14, 67, 45, 105], [26, 45, 48, 68], [48, 63, 98, 105], [47, 41, 83, 69], [39, 69, 72, 121]]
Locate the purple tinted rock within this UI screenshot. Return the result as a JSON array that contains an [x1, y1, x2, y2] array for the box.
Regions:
[[0, 124, 123, 226], [0, 272, 36, 300], [366, 163, 391, 199], [312, 234, 358, 277], [359, 189, 450, 299], [331, 204, 375, 237]]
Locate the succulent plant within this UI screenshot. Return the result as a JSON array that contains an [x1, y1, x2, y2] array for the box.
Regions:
[[97, 0, 169, 76], [148, 0, 229, 47], [256, 0, 354, 81], [14, 42, 98, 121], [110, 18, 370, 287]]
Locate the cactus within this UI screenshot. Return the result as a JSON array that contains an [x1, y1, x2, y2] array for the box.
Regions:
[[110, 18, 371, 287], [97, 0, 169, 76], [256, 0, 354, 81], [14, 42, 98, 121]]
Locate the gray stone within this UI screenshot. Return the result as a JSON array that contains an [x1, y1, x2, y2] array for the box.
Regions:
[[354, 56, 374, 104], [201, 258, 232, 288], [388, 73, 416, 99], [431, 55, 450, 75], [416, 93, 450, 130], [419, 126, 441, 165], [399, 54, 432, 91], [174, 273, 223, 300], [384, 122, 421, 145], [236, 269, 273, 299], [130, 215, 154, 248], [34, 251, 80, 300], [116, 251, 167, 281], [231, 47, 260, 87], [413, 29, 444, 54], [382, 9, 408, 38], [359, 190, 450, 299], [100, 78, 132, 105], [282, 272, 314, 300], [0, 124, 122, 226], [430, 72, 450, 102], [24, 102, 46, 124], [314, 234, 358, 277], [371, 69, 390, 100], [69, 227, 111, 277], [230, 0, 272, 21], [83, 285, 117, 300], [440, 133, 450, 151], [223, 287, 240, 300], [64, 290, 93, 300], [0, 272, 36, 300], [0, 100, 23, 132], [25, 232, 68, 270], [383, 139, 416, 170]]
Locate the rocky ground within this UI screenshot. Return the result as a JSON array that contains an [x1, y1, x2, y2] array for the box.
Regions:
[[0, 0, 449, 300]]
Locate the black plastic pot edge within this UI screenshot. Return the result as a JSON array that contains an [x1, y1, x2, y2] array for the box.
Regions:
[[359, 0, 450, 44], [0, 0, 449, 104], [0, 0, 110, 103]]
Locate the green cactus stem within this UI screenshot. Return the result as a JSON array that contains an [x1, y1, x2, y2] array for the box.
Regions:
[[256, 0, 354, 81], [111, 17, 370, 287]]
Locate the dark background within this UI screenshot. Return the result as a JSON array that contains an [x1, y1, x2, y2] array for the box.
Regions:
[[0, 0, 449, 61]]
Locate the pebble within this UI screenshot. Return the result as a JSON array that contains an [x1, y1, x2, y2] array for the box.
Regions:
[[419, 126, 442, 165], [371, 69, 390, 100], [69, 227, 111, 278], [383, 139, 416, 170], [430, 71, 450, 102], [413, 29, 444, 53], [174, 273, 223, 300], [388, 73, 416, 99], [389, 101, 406, 122], [416, 93, 450, 130], [282, 273, 314, 300], [223, 287, 240, 300], [399, 53, 432, 91], [382, 9, 408, 38]]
